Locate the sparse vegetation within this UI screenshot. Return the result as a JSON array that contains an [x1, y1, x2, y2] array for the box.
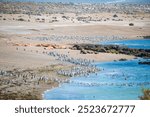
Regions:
[[0, 2, 149, 15], [18, 18, 25, 21], [62, 16, 69, 20], [36, 18, 40, 20], [0, 90, 40, 100], [42, 18, 45, 21], [139, 89, 150, 100], [129, 23, 134, 26], [113, 14, 118, 18]]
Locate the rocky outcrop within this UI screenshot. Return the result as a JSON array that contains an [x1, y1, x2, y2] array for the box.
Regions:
[[80, 49, 87, 54], [119, 58, 128, 61], [129, 23, 134, 26], [138, 61, 150, 65], [143, 36, 150, 39], [72, 44, 150, 58]]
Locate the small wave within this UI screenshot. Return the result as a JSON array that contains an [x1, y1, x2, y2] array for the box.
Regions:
[[106, 0, 126, 3], [69, 81, 150, 87]]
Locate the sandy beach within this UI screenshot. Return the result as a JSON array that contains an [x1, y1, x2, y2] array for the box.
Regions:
[[0, 2, 150, 99]]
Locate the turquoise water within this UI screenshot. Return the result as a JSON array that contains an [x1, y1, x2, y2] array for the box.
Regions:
[[44, 39, 150, 100], [101, 39, 150, 49]]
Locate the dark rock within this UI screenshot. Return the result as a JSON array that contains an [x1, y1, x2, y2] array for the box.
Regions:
[[129, 23, 134, 26], [73, 45, 83, 50], [97, 47, 107, 52], [143, 36, 150, 39], [72, 44, 150, 58], [113, 14, 118, 18], [94, 52, 99, 54], [138, 61, 150, 65], [86, 50, 94, 54], [119, 58, 127, 61], [80, 49, 87, 54], [18, 18, 25, 21]]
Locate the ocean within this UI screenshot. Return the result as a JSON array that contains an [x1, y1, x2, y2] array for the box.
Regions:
[[101, 39, 150, 49], [44, 39, 150, 100]]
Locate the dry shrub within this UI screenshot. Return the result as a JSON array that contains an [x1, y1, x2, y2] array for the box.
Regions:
[[139, 89, 150, 100]]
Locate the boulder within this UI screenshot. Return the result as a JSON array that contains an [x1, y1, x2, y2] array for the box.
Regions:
[[119, 58, 127, 61], [73, 45, 83, 50], [129, 23, 134, 26], [113, 14, 118, 18]]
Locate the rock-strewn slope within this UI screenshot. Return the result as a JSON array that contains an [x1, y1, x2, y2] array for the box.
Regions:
[[72, 44, 150, 58]]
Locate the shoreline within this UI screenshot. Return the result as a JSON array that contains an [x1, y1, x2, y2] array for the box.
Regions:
[[0, 33, 146, 100], [0, 38, 148, 100], [0, 2, 150, 100], [0, 38, 136, 100], [41, 39, 150, 100]]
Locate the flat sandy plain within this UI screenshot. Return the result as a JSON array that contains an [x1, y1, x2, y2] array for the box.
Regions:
[[0, 2, 150, 99]]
